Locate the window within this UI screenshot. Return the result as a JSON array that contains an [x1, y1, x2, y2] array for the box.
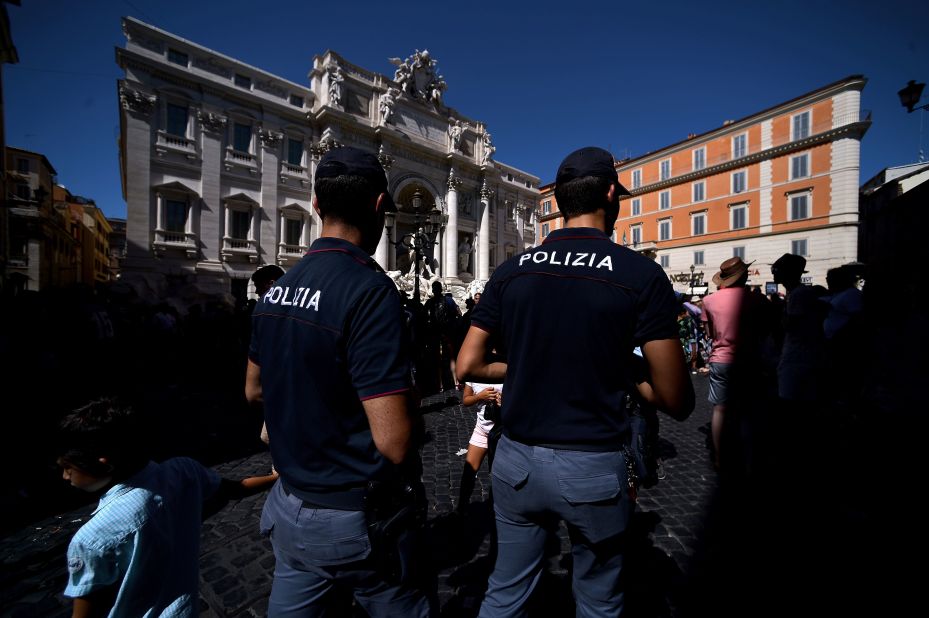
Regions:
[[659, 191, 671, 210], [233, 123, 252, 153], [542, 199, 552, 215], [660, 255, 670, 268], [16, 184, 31, 200], [507, 204, 516, 221], [230, 210, 250, 240], [660, 159, 671, 181], [166, 103, 188, 137], [631, 169, 641, 189], [791, 153, 809, 179], [285, 218, 302, 246], [790, 193, 810, 220], [17, 158, 29, 173], [289, 94, 304, 107], [791, 239, 808, 256], [659, 219, 671, 241], [732, 133, 747, 159], [731, 204, 747, 230], [733, 246, 745, 260], [631, 224, 642, 245], [542, 223, 550, 237], [165, 199, 188, 233], [167, 48, 188, 66], [234, 73, 251, 89], [732, 170, 746, 194], [692, 212, 706, 236], [693, 181, 705, 202], [507, 173, 514, 181], [792, 111, 810, 140], [694, 250, 705, 266], [287, 138, 304, 166], [693, 147, 706, 171], [631, 198, 641, 216]]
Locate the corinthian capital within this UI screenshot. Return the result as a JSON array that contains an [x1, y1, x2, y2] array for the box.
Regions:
[[119, 85, 157, 116]]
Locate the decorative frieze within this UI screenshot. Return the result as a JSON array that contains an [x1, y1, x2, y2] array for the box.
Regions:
[[255, 78, 287, 99], [259, 128, 284, 149], [119, 85, 157, 116], [193, 55, 232, 78], [197, 110, 227, 133]]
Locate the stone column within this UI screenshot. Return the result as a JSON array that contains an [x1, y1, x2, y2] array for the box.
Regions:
[[119, 85, 155, 262], [479, 181, 492, 280], [198, 111, 225, 263], [375, 226, 389, 268], [155, 193, 163, 231], [444, 170, 461, 279], [259, 129, 282, 265]]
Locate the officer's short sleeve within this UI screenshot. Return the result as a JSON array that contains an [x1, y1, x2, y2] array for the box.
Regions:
[[63, 536, 120, 598], [633, 268, 680, 346], [471, 270, 503, 333], [346, 282, 411, 400]]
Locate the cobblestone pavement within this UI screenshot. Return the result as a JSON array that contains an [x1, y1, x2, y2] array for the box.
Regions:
[[6, 374, 900, 616]]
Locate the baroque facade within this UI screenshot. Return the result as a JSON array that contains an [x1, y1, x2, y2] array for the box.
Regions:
[[116, 17, 539, 302], [539, 76, 870, 292]]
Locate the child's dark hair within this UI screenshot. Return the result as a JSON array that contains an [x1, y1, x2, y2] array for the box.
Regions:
[[57, 398, 150, 479]]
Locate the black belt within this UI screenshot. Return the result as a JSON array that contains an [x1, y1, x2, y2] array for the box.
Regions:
[[281, 479, 366, 511]]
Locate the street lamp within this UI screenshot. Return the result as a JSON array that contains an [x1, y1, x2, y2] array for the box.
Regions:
[[386, 189, 442, 303], [898, 80, 928, 113], [689, 264, 695, 297]]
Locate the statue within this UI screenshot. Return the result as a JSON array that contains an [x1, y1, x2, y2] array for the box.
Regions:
[[458, 235, 472, 273], [481, 132, 495, 166], [387, 50, 447, 106], [378, 87, 398, 125], [447, 119, 466, 153], [327, 65, 343, 107]]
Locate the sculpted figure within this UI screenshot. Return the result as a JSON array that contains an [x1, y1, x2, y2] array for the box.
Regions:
[[328, 66, 343, 107], [448, 119, 464, 152], [481, 132, 495, 166], [379, 88, 398, 125]]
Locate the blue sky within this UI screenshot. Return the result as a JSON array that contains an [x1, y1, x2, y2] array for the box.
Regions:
[[6, 0, 928, 219]]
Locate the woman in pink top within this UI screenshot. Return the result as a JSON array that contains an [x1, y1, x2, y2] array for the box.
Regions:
[[700, 258, 769, 472]]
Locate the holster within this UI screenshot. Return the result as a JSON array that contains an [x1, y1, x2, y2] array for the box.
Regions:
[[363, 479, 425, 585]]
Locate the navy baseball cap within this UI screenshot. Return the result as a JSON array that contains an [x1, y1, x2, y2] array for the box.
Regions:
[[314, 146, 388, 195], [555, 146, 631, 196]]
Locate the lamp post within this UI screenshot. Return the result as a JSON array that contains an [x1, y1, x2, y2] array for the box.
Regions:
[[898, 80, 928, 113], [386, 189, 442, 303], [899, 80, 928, 163], [689, 264, 695, 297]]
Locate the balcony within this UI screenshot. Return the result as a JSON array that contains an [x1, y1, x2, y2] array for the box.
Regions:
[[277, 243, 307, 264], [224, 149, 259, 175], [624, 109, 872, 190], [222, 237, 259, 263], [153, 230, 198, 259], [280, 162, 309, 185], [155, 130, 198, 160]]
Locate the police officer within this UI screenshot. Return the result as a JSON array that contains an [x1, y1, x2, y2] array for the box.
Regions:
[[246, 147, 430, 616], [458, 146, 695, 617]]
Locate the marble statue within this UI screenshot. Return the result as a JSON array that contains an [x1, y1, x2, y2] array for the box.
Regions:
[[379, 87, 398, 125], [328, 66, 343, 107], [481, 132, 495, 166]]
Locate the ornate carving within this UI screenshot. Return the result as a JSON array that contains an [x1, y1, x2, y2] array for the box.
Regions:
[[377, 145, 394, 171], [197, 110, 227, 133], [447, 168, 463, 190], [480, 180, 493, 201], [387, 50, 447, 107], [259, 127, 283, 149], [119, 85, 157, 116], [310, 128, 341, 158]]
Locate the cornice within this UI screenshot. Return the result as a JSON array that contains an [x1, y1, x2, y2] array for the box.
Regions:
[[623, 118, 871, 199]]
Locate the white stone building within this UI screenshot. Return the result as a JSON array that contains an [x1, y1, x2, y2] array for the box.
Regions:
[[116, 18, 539, 303]]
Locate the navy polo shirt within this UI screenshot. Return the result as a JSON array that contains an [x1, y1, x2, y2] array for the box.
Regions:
[[471, 227, 678, 450], [249, 237, 410, 507]]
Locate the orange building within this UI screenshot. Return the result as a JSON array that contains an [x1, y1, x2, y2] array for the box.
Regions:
[[539, 76, 870, 292]]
